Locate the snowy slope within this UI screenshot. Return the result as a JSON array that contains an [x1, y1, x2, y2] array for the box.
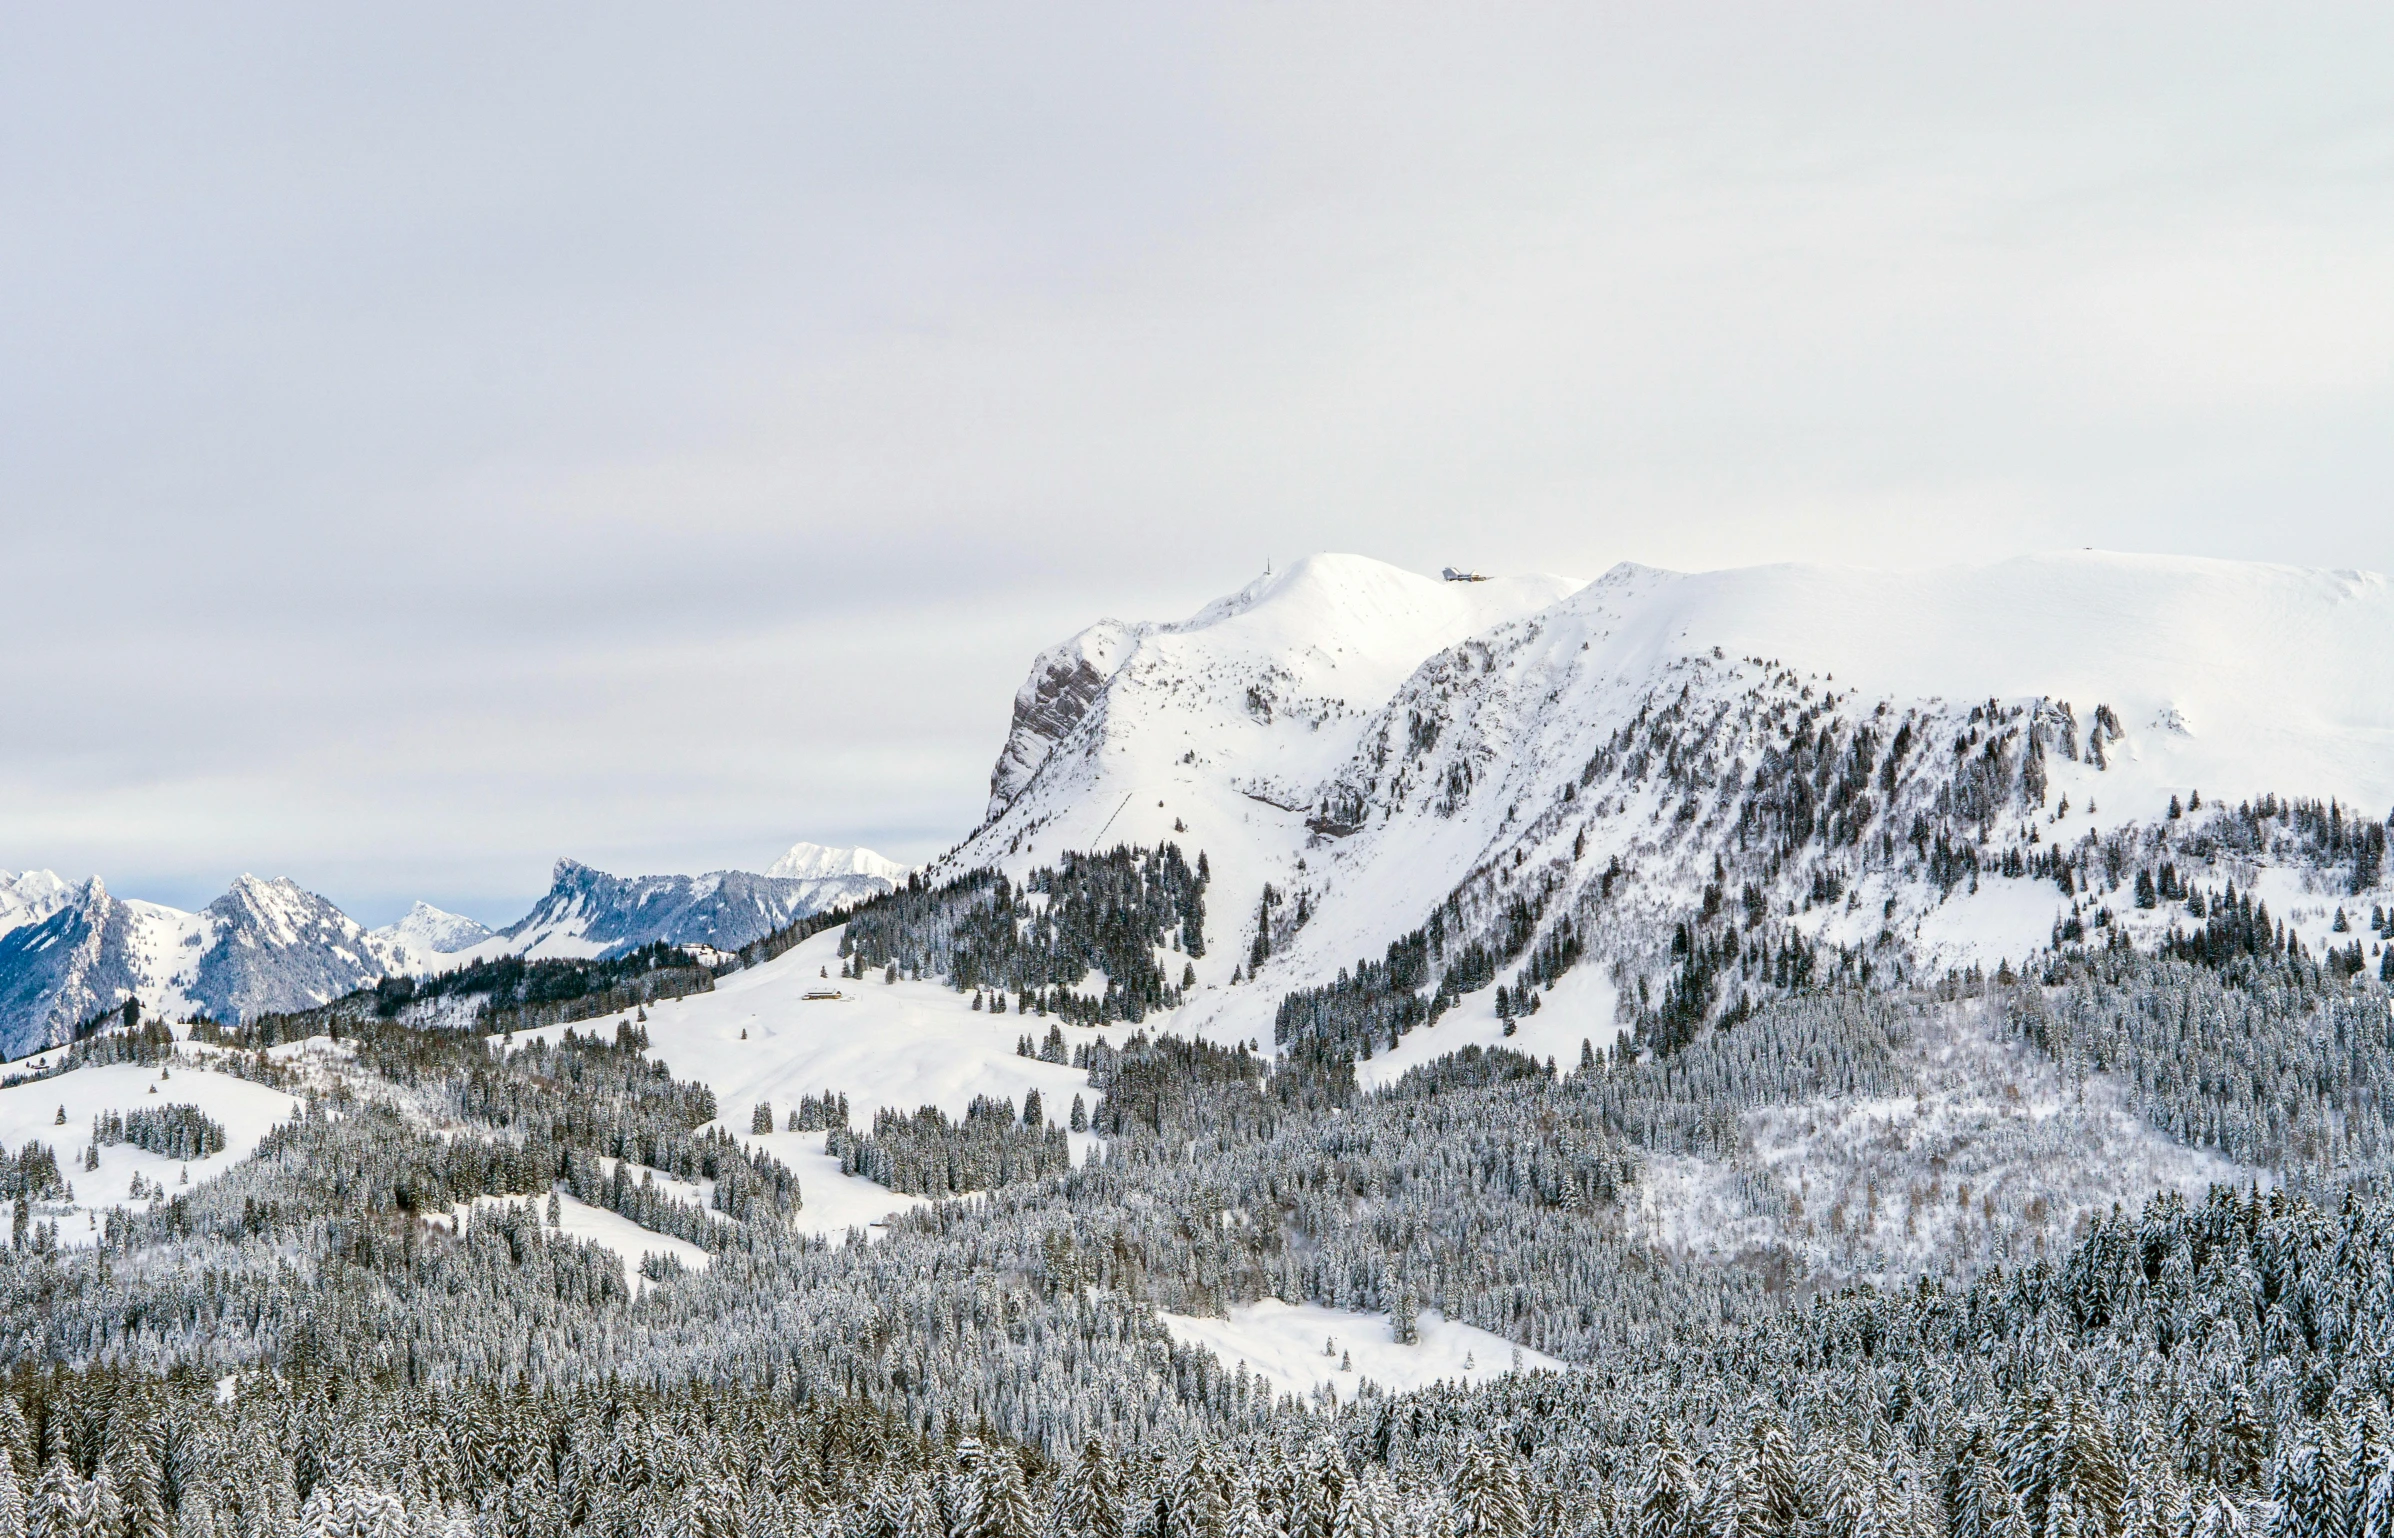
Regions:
[[185, 875, 390, 1024], [0, 871, 73, 939], [1626, 998, 2252, 1287], [499, 923, 1093, 1239], [0, 880, 149, 1055], [0, 1056, 302, 1248], [515, 923, 1103, 1131], [1156, 1301, 1565, 1401], [936, 555, 1581, 1013], [1527, 553, 2394, 822]]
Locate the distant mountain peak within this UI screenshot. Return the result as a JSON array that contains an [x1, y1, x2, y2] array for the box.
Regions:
[[765, 842, 907, 883], [0, 869, 78, 942], [479, 855, 895, 965], [367, 902, 496, 972]]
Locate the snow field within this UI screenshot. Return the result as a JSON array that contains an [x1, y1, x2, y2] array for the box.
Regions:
[[726, 1133, 930, 1242], [521, 924, 1107, 1130], [502, 924, 1123, 1242], [948, 556, 1581, 1044], [1156, 1299, 1566, 1402], [0, 1058, 302, 1247]]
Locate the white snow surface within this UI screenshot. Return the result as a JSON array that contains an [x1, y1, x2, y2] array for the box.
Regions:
[[0, 1056, 302, 1247], [502, 930, 1096, 1241], [766, 843, 908, 883], [943, 553, 1580, 1030], [1156, 1300, 1565, 1401], [500, 923, 1102, 1242], [1354, 962, 1622, 1090], [1543, 553, 2394, 822], [729, 1132, 932, 1242], [511, 924, 1102, 1129], [433, 1191, 711, 1295], [641, 915, 1106, 1121]]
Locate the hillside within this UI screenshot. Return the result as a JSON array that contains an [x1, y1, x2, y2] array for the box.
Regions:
[[936, 554, 1578, 1008]]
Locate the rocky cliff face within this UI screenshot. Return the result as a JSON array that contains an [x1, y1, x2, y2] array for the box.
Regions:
[[184, 875, 392, 1027], [0, 879, 146, 1055], [985, 620, 1144, 820]]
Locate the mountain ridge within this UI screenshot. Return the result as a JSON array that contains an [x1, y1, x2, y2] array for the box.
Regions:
[[0, 850, 899, 1054], [939, 549, 2394, 1066]]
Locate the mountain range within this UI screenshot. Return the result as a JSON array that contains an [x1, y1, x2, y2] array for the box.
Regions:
[[15, 547, 2391, 1065], [0, 839, 900, 1056]]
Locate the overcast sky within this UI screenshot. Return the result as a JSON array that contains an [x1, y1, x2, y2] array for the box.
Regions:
[[3, 5, 2390, 923]]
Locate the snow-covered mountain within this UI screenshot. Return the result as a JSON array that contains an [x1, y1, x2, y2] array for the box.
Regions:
[[764, 842, 908, 884], [188, 875, 394, 1025], [942, 555, 1579, 995], [0, 873, 391, 1058], [466, 858, 889, 963], [364, 902, 495, 974], [0, 870, 74, 939], [940, 551, 2394, 1059]]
